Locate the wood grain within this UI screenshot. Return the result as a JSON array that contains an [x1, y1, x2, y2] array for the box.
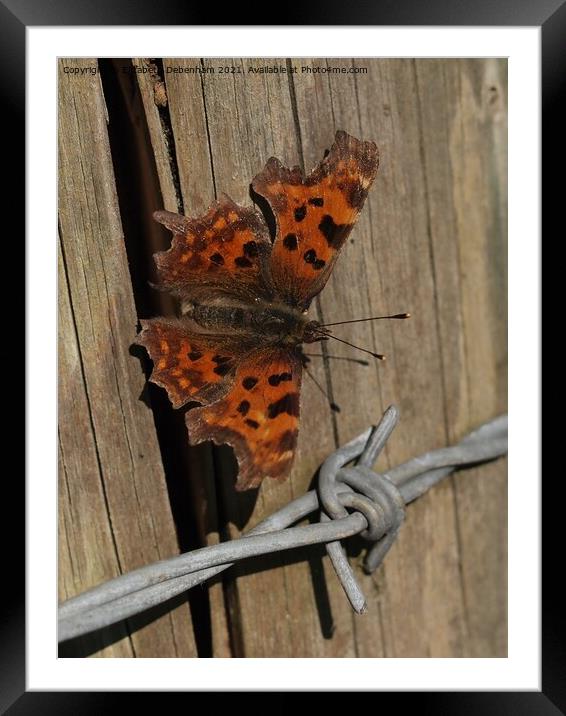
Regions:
[[414, 58, 508, 656], [57, 58, 197, 657], [59, 57, 507, 657]]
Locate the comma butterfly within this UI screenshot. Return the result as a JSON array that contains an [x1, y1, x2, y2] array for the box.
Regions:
[[136, 130, 379, 490]]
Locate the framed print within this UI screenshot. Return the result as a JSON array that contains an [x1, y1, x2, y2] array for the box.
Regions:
[[7, 0, 552, 707]]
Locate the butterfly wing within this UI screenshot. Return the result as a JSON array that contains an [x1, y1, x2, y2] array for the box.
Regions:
[[136, 318, 254, 408], [186, 347, 302, 490], [138, 320, 302, 490], [252, 130, 379, 308], [140, 131, 378, 491], [154, 194, 273, 304]]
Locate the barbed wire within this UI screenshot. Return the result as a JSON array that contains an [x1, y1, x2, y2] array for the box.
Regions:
[[58, 405, 508, 643]]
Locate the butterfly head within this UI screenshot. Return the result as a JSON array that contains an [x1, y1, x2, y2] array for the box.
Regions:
[[302, 320, 327, 344]]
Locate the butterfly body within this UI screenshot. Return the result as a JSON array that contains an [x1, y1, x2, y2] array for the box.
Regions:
[[137, 130, 379, 490], [187, 300, 322, 347]]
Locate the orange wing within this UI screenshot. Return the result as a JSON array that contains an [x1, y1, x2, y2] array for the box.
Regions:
[[136, 318, 253, 409], [186, 347, 302, 490], [252, 130, 379, 308], [154, 194, 273, 303]]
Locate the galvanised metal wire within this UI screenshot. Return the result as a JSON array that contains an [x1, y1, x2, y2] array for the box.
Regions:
[[58, 405, 508, 643]]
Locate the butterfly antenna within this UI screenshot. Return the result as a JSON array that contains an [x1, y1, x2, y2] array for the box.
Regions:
[[319, 312, 411, 328], [303, 364, 340, 413], [317, 331, 386, 361], [304, 353, 369, 366]]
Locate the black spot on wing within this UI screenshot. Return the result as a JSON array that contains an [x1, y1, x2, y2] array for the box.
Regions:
[[209, 252, 224, 265], [242, 376, 258, 390], [268, 372, 293, 386], [237, 400, 250, 415], [245, 418, 260, 430], [294, 204, 307, 222], [308, 197, 324, 207], [283, 233, 298, 251], [188, 350, 203, 361], [243, 241, 258, 258], [213, 362, 232, 376], [303, 248, 325, 271], [318, 214, 350, 249], [267, 392, 300, 419], [235, 256, 253, 268]]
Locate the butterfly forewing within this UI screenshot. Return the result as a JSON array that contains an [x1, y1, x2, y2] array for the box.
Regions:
[[252, 130, 379, 308], [154, 194, 273, 304]]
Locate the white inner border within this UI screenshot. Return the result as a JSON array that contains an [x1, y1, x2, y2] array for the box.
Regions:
[[28, 27, 540, 691]]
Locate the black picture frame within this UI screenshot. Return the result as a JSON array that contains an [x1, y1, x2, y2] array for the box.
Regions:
[[7, 0, 552, 708]]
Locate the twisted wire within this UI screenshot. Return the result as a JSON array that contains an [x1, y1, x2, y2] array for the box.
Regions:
[[58, 407, 507, 643]]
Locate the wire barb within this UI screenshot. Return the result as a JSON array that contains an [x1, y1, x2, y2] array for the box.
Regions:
[[58, 407, 508, 643]]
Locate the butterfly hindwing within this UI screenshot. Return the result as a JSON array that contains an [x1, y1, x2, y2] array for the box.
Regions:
[[252, 130, 379, 308], [186, 347, 302, 490], [136, 318, 250, 408]]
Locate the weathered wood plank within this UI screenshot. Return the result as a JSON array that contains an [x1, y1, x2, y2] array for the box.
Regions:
[[57, 58, 197, 657], [58, 246, 133, 658], [414, 58, 508, 656], [132, 59, 180, 215], [334, 58, 468, 657]]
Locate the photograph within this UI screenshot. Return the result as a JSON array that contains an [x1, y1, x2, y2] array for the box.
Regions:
[[57, 56, 508, 659]]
